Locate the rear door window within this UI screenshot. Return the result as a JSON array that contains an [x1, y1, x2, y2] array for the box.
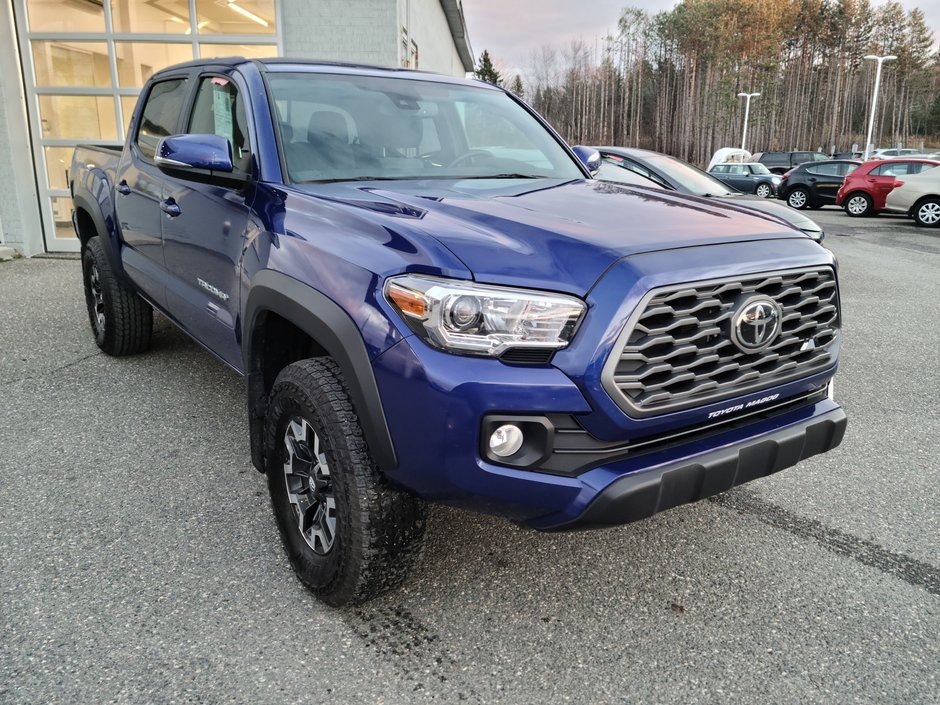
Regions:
[[874, 162, 912, 176], [807, 164, 840, 176], [136, 78, 189, 159]]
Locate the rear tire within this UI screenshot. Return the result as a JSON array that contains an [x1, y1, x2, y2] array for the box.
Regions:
[[913, 198, 940, 227], [82, 236, 152, 356], [787, 188, 810, 210], [264, 358, 426, 606], [844, 193, 873, 217]]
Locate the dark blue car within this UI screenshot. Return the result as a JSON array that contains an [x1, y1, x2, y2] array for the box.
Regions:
[[71, 59, 846, 605]]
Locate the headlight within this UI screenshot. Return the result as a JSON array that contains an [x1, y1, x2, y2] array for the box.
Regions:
[[384, 274, 586, 356], [771, 176, 782, 184]]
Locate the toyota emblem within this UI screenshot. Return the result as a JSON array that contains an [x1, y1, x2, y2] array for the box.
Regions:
[[731, 296, 782, 353]]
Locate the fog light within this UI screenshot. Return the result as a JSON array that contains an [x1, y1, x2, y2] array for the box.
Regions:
[[489, 424, 524, 457]]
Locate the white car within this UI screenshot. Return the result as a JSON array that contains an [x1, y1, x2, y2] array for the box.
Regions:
[[883, 165, 940, 226], [871, 148, 923, 160]]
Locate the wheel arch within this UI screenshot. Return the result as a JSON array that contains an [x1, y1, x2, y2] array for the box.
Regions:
[[71, 189, 126, 280], [243, 270, 397, 474]]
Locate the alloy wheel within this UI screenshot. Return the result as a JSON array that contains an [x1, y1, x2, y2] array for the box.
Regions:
[[917, 201, 940, 225], [88, 263, 106, 334], [846, 195, 870, 216], [283, 416, 336, 555], [756, 184, 772, 198], [788, 190, 808, 208]]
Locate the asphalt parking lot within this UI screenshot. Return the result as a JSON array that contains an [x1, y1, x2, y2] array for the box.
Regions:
[[1, 210, 938, 704]]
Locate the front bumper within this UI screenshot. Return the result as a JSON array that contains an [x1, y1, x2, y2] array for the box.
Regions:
[[540, 406, 846, 530]]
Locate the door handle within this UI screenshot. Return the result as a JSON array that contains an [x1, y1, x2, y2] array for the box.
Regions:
[[160, 198, 181, 217], [116, 180, 131, 195]]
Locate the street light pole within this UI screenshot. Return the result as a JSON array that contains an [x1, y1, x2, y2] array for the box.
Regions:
[[737, 92, 760, 151], [862, 54, 896, 160]]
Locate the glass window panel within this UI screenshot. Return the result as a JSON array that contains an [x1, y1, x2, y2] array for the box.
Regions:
[[121, 95, 140, 133], [27, 0, 104, 32], [44, 147, 75, 190], [38, 95, 117, 140], [196, 0, 276, 35], [200, 43, 277, 59], [32, 41, 110, 88], [136, 79, 189, 158], [110, 0, 192, 33], [115, 42, 194, 87], [50, 197, 77, 240]]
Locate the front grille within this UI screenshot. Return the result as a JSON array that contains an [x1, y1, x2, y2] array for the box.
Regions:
[[603, 268, 839, 417]]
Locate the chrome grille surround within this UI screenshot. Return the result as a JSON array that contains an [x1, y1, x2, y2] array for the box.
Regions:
[[602, 267, 840, 418]]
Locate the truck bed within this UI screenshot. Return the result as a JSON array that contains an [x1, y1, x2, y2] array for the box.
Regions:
[[70, 144, 123, 197]]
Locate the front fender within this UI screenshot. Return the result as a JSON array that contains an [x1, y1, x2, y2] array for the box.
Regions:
[[243, 270, 397, 472]]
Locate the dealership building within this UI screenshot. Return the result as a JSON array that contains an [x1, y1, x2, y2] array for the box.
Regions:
[[0, 0, 473, 256]]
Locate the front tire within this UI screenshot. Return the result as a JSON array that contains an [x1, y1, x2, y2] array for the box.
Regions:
[[913, 198, 940, 227], [755, 183, 773, 199], [265, 358, 426, 606], [787, 188, 810, 210], [82, 236, 152, 356], [844, 192, 873, 217]]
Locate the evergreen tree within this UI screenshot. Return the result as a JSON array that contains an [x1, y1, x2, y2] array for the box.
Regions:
[[474, 50, 502, 85], [510, 74, 525, 98]]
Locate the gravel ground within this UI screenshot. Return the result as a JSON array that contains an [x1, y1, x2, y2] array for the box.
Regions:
[[1, 217, 937, 705]]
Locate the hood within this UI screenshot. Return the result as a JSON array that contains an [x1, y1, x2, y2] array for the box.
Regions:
[[295, 178, 807, 294], [718, 193, 822, 235]]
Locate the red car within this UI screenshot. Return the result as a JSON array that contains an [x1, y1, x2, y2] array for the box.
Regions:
[[836, 158, 940, 217]]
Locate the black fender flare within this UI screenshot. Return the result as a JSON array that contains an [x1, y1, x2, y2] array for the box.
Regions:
[[71, 189, 125, 280], [243, 270, 397, 473]]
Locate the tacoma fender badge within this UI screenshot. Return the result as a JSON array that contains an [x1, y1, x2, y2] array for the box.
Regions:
[[197, 278, 230, 301]]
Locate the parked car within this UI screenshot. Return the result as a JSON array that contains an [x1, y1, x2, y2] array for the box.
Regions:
[[595, 160, 665, 189], [778, 159, 861, 209], [835, 158, 940, 217], [71, 59, 846, 605], [883, 165, 940, 226], [869, 148, 923, 160], [752, 150, 828, 174], [708, 162, 780, 197], [594, 147, 825, 241]]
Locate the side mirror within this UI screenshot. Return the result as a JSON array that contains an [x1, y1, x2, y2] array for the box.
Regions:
[[155, 134, 234, 173], [572, 146, 602, 176]]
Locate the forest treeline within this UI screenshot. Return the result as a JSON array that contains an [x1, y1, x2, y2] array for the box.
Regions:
[[483, 0, 939, 166]]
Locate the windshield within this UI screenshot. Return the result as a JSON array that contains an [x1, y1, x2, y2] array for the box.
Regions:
[[266, 72, 584, 183], [646, 155, 734, 196], [750, 163, 772, 175]]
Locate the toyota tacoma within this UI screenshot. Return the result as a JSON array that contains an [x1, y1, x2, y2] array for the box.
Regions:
[[71, 59, 846, 605]]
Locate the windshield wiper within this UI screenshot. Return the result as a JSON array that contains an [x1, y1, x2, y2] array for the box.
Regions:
[[298, 176, 403, 184], [298, 173, 552, 184], [454, 173, 548, 180]]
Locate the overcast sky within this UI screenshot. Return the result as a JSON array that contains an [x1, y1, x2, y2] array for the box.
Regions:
[[461, 0, 940, 75]]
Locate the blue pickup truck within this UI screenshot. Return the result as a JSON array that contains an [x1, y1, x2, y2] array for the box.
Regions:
[[71, 58, 846, 605]]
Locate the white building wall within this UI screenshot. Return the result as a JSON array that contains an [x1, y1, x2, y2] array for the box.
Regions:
[[400, 0, 465, 76], [280, 0, 465, 76], [281, 0, 399, 69], [0, 3, 43, 256]]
